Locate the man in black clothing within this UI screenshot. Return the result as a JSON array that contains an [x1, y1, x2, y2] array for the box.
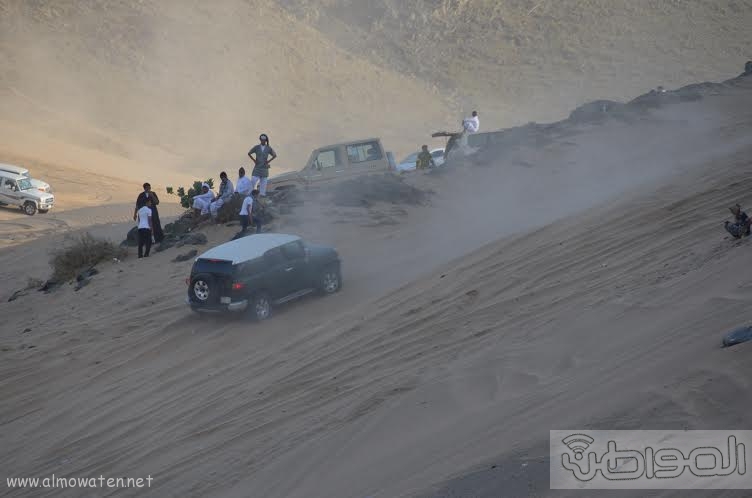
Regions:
[[135, 182, 164, 243]]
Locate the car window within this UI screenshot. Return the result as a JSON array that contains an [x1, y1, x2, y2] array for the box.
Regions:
[[313, 149, 338, 170], [3, 178, 15, 189], [431, 150, 444, 158], [281, 241, 305, 260], [236, 257, 265, 277], [264, 247, 286, 266], [346, 141, 382, 163]]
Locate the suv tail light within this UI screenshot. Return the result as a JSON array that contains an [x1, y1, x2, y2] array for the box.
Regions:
[[232, 282, 244, 291]]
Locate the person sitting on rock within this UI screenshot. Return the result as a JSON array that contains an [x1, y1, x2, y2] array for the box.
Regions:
[[236, 167, 253, 197], [415, 145, 435, 170], [192, 183, 215, 218], [210, 171, 234, 221], [724, 204, 751, 239]]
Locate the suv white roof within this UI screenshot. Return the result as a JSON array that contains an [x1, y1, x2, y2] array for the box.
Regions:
[[0, 172, 27, 181], [197, 233, 302, 264], [0, 163, 28, 174]]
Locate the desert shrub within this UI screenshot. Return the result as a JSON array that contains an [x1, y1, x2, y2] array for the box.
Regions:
[[50, 233, 126, 282], [173, 178, 214, 209]]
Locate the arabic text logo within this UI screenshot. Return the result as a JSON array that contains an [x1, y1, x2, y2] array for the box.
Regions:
[[561, 434, 747, 482]]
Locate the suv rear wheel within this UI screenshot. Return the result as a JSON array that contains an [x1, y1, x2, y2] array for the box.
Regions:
[[190, 273, 217, 304], [249, 292, 272, 321]]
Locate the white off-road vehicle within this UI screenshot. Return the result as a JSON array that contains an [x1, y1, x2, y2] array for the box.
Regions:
[[0, 163, 52, 193], [0, 172, 55, 215]]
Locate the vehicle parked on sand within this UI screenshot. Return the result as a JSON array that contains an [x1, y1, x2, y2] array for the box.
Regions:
[[186, 233, 342, 320], [267, 138, 396, 191], [0, 172, 55, 215], [0, 163, 52, 193], [395, 148, 445, 172]]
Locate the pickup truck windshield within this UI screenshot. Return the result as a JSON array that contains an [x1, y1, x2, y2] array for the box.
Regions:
[[17, 179, 32, 190]]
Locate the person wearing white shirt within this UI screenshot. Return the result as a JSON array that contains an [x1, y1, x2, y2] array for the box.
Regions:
[[209, 171, 234, 221], [236, 167, 253, 197], [192, 183, 215, 217], [238, 192, 253, 233], [462, 110, 480, 134], [136, 198, 154, 258]]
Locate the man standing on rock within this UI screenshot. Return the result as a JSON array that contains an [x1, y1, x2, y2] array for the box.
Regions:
[[248, 133, 277, 197], [136, 197, 154, 258], [209, 171, 234, 221], [135, 182, 164, 243]]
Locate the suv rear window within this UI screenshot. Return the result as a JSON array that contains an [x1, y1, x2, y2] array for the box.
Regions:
[[192, 258, 234, 275]]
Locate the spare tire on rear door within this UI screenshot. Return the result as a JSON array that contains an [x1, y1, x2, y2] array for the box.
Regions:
[[190, 273, 217, 304]]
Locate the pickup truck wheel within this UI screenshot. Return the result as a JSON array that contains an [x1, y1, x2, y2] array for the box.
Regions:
[[318, 266, 342, 295], [23, 202, 37, 216], [249, 292, 272, 321]]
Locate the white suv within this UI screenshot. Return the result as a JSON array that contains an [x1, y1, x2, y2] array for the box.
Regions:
[[0, 172, 55, 215], [0, 163, 52, 193]]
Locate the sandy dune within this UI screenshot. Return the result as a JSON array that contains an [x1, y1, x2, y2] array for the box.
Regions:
[[1, 76, 752, 498]]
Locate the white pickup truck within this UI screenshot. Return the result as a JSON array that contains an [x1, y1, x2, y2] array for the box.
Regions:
[[0, 172, 55, 215], [0, 163, 52, 193]]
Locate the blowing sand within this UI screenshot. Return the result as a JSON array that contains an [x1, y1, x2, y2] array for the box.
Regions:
[[1, 75, 752, 498]]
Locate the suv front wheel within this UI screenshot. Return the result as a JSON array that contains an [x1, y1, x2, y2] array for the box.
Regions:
[[318, 266, 342, 295], [23, 201, 36, 216]]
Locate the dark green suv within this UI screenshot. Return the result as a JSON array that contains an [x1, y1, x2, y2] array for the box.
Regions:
[[186, 233, 342, 320]]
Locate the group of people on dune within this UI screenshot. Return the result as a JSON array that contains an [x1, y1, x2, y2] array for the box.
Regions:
[[131, 133, 275, 257]]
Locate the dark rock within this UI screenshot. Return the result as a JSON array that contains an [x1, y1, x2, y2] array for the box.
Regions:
[[122, 226, 139, 247], [722, 326, 752, 347], [745, 61, 752, 76], [331, 174, 429, 207], [76, 267, 99, 282], [215, 194, 245, 224], [176, 233, 208, 247], [164, 219, 192, 236], [74, 278, 91, 291], [172, 249, 198, 262], [568, 100, 626, 122], [23, 328, 31, 333], [39, 280, 59, 293], [8, 289, 28, 302], [155, 239, 177, 252]]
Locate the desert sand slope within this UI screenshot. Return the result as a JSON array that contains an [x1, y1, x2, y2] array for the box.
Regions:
[[0, 0, 454, 183], [1, 79, 752, 498]]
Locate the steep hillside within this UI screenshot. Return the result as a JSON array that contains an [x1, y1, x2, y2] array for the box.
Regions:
[[0, 0, 454, 184], [2, 0, 750, 187], [280, 0, 752, 128]]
